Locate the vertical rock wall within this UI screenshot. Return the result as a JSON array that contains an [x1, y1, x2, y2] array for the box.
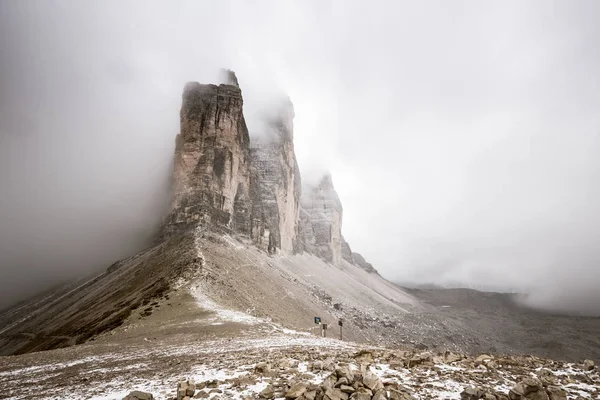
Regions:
[[298, 174, 343, 265], [161, 72, 379, 273], [249, 98, 301, 254], [163, 81, 252, 237]]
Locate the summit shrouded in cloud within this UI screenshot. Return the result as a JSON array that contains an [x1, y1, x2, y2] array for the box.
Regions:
[[1, 1, 599, 315]]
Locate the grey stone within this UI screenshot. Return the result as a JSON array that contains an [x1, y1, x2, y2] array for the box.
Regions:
[[123, 391, 154, 400], [305, 391, 317, 400], [334, 366, 354, 383], [461, 387, 483, 400], [177, 380, 196, 399], [255, 362, 270, 373], [323, 388, 349, 400], [583, 359, 595, 371], [508, 378, 549, 400], [339, 385, 354, 394], [362, 370, 383, 391], [286, 383, 308, 399], [371, 390, 387, 400], [389, 388, 415, 400], [260, 384, 275, 399], [322, 374, 338, 390], [334, 377, 349, 388], [349, 392, 370, 400], [545, 386, 567, 400]]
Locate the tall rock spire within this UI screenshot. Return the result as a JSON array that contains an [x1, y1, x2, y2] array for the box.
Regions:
[[163, 75, 252, 237], [250, 97, 301, 254]]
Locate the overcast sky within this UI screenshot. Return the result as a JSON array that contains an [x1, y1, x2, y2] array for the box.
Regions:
[[1, 1, 599, 314]]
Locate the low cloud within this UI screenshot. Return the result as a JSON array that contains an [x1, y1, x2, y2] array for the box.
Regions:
[[1, 1, 599, 315]]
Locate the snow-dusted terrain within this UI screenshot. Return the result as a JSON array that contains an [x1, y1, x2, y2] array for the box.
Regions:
[[1, 306, 597, 400], [1, 243, 598, 400]]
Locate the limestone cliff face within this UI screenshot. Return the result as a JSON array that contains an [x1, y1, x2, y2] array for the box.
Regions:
[[249, 98, 301, 254], [162, 73, 379, 272], [299, 176, 380, 274], [162, 75, 301, 256], [163, 81, 252, 237], [298, 175, 343, 265]]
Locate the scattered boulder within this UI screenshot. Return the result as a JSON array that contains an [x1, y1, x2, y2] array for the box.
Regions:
[[305, 390, 317, 400], [255, 362, 271, 373], [279, 358, 299, 369], [445, 352, 463, 363], [123, 391, 154, 400], [461, 387, 483, 400], [286, 383, 308, 399], [177, 380, 196, 400], [536, 369, 557, 387], [311, 361, 324, 371], [322, 374, 338, 390], [353, 350, 373, 365], [583, 359, 595, 371], [476, 354, 493, 363], [388, 388, 415, 400], [545, 386, 567, 400], [335, 365, 354, 383], [260, 384, 275, 399], [349, 392, 370, 400], [508, 378, 548, 400], [408, 352, 432, 368], [354, 387, 371, 395], [339, 385, 354, 394], [335, 377, 349, 388], [323, 388, 349, 400], [371, 391, 386, 400], [362, 370, 383, 391]]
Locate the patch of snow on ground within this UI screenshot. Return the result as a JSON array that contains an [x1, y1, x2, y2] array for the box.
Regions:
[[87, 390, 130, 400], [565, 383, 595, 398], [191, 365, 247, 382], [191, 286, 262, 324], [280, 327, 311, 336], [553, 364, 577, 376], [421, 379, 464, 400], [435, 363, 465, 372], [245, 380, 269, 394], [297, 362, 308, 373]]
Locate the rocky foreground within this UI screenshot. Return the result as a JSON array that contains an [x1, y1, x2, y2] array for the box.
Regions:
[[118, 344, 597, 400]]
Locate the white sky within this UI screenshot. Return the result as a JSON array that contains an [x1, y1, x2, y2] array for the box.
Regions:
[[1, 0, 599, 313]]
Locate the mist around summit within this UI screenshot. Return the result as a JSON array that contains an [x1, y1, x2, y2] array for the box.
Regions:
[[1, 1, 600, 316]]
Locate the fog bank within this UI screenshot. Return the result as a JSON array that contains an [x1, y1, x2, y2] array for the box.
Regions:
[[1, 1, 599, 315]]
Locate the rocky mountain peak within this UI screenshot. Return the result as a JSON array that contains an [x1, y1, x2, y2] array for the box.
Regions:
[[297, 173, 379, 274], [163, 73, 376, 269], [163, 78, 252, 238], [298, 174, 344, 264]]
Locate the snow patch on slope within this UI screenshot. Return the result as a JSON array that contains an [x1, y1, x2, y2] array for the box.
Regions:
[[191, 287, 261, 324]]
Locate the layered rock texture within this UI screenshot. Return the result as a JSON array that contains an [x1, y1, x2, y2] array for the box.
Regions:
[[249, 97, 301, 254], [163, 72, 377, 271], [298, 175, 343, 265], [163, 80, 252, 237]]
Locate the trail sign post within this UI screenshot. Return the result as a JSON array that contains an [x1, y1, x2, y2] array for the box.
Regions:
[[338, 319, 343, 340], [314, 316, 321, 324], [322, 323, 328, 338]]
